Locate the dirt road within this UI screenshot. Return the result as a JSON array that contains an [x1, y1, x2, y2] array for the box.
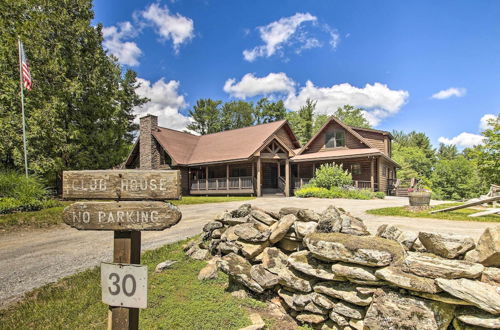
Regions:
[[0, 197, 493, 308]]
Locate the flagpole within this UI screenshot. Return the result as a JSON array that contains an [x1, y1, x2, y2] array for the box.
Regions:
[[17, 38, 28, 177]]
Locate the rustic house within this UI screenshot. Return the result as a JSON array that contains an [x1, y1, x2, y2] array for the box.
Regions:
[[124, 114, 399, 197]]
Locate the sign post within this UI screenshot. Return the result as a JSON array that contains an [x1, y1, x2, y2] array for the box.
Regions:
[[62, 170, 182, 330]]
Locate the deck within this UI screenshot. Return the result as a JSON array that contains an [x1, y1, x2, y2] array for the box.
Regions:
[[190, 176, 254, 195]]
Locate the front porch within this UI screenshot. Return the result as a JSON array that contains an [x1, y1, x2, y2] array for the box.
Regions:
[[188, 162, 256, 195]]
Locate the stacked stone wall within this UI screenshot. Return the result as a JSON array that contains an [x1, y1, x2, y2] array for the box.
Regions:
[[186, 204, 500, 329]]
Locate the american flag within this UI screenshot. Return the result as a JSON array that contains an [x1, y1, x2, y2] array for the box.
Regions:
[[19, 41, 32, 90]]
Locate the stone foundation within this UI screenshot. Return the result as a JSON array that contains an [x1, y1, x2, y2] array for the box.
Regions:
[[187, 204, 500, 329]]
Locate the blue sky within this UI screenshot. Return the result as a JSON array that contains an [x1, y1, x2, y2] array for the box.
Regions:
[[93, 0, 499, 148]]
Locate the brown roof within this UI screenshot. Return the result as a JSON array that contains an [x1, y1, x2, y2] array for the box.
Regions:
[[351, 126, 393, 139], [153, 120, 298, 165], [291, 148, 399, 166]]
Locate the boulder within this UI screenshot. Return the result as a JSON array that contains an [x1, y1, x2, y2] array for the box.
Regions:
[[279, 207, 301, 217], [239, 313, 265, 330], [295, 221, 318, 237], [349, 319, 364, 330], [330, 300, 366, 319], [314, 282, 372, 306], [456, 306, 500, 329], [269, 214, 297, 244], [418, 232, 475, 259], [296, 313, 327, 324], [296, 209, 321, 222], [219, 212, 249, 226], [316, 206, 342, 233], [155, 260, 178, 272], [248, 217, 270, 232], [411, 238, 427, 252], [304, 232, 406, 267], [481, 267, 500, 286], [292, 292, 316, 308], [364, 288, 455, 330], [312, 292, 336, 309], [218, 241, 240, 255], [436, 278, 500, 314], [473, 226, 500, 266], [288, 251, 342, 281], [374, 266, 441, 294], [339, 214, 370, 236], [211, 228, 224, 239], [187, 246, 210, 260], [198, 257, 220, 280], [277, 238, 302, 252], [303, 302, 328, 315], [262, 247, 313, 292], [221, 226, 239, 241], [219, 253, 264, 293], [233, 223, 270, 242], [237, 240, 269, 259], [331, 262, 379, 282], [409, 291, 473, 306], [376, 224, 418, 250], [329, 311, 349, 326], [277, 288, 297, 310], [402, 252, 484, 279], [203, 221, 223, 233], [250, 209, 277, 226], [250, 264, 279, 289], [231, 204, 252, 218]]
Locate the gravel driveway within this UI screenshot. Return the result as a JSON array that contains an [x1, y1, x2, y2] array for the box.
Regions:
[[0, 196, 494, 308]]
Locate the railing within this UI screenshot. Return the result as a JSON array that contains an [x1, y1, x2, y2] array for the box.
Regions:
[[278, 176, 286, 192], [191, 177, 253, 191], [352, 180, 373, 190], [293, 177, 311, 189]]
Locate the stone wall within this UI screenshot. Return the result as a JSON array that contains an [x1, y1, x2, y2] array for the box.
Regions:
[[139, 114, 160, 169], [187, 204, 500, 330]]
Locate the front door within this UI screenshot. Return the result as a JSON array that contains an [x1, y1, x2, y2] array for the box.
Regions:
[[262, 163, 278, 189]]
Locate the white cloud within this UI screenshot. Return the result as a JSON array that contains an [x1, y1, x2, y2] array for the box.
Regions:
[[438, 133, 485, 148], [243, 13, 317, 62], [134, 78, 191, 130], [102, 22, 142, 66], [141, 3, 194, 53], [223, 73, 296, 99], [223, 72, 409, 126], [285, 81, 409, 126], [480, 113, 497, 131], [431, 87, 466, 100]]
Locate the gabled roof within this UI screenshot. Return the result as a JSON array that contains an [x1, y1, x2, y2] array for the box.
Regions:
[[351, 126, 393, 139], [297, 116, 377, 155], [151, 120, 300, 166]]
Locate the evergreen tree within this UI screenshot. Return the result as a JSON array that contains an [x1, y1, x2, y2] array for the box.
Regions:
[[475, 114, 499, 185], [333, 105, 371, 128], [0, 0, 146, 187], [220, 100, 254, 131], [286, 98, 316, 144], [437, 143, 458, 160], [186, 99, 222, 134], [254, 97, 286, 124]]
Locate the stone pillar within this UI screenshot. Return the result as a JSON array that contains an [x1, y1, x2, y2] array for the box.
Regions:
[[139, 114, 160, 169]]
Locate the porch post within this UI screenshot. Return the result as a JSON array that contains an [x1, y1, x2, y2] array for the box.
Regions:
[[277, 161, 281, 178], [377, 157, 382, 193], [285, 159, 290, 197], [226, 164, 229, 191], [256, 158, 262, 197], [205, 166, 209, 191], [370, 158, 375, 192]]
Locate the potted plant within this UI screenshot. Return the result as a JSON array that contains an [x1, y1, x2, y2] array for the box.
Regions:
[[408, 184, 432, 207]]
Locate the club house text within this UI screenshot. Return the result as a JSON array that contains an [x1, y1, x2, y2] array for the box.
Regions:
[[69, 178, 170, 192], [71, 210, 161, 224]]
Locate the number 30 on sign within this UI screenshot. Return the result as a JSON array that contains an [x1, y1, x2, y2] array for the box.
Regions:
[[101, 263, 147, 309]]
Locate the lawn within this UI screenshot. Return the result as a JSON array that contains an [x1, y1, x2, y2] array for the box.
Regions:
[[0, 238, 266, 329], [0, 196, 254, 232], [366, 202, 500, 222]]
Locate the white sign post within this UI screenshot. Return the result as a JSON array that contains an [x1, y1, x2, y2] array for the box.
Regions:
[[101, 263, 148, 309]]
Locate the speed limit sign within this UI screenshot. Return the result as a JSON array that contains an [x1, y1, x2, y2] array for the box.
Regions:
[[101, 262, 148, 309]]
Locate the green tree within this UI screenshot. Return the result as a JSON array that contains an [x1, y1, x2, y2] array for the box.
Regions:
[[437, 143, 458, 160], [312, 114, 330, 135], [475, 114, 500, 185], [333, 105, 371, 128], [186, 99, 222, 135], [0, 0, 146, 187], [254, 97, 286, 124], [220, 100, 254, 131], [286, 98, 316, 144], [430, 156, 484, 200], [392, 144, 434, 181]]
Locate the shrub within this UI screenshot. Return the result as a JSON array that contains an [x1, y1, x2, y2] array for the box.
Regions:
[[374, 191, 386, 199], [295, 185, 384, 200], [310, 163, 352, 189]]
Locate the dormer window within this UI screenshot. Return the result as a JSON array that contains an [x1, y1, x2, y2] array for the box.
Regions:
[[325, 129, 346, 148]]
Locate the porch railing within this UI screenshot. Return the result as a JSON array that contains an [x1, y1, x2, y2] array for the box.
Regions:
[[191, 176, 253, 191], [293, 177, 311, 189], [352, 180, 373, 190]]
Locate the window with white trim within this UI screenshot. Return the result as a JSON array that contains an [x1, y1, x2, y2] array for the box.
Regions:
[[325, 129, 346, 148]]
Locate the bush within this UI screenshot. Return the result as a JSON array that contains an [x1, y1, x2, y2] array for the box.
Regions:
[[295, 185, 384, 200], [0, 171, 60, 214], [310, 163, 352, 189]]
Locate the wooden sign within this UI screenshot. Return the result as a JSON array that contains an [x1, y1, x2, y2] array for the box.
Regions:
[[62, 170, 181, 200], [63, 201, 182, 231]]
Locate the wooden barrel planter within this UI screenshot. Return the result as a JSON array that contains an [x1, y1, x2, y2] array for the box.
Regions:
[[408, 191, 432, 206]]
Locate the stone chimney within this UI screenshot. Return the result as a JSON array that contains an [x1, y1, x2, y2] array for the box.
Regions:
[[139, 114, 160, 169]]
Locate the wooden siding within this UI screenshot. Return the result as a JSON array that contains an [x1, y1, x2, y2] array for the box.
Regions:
[[305, 121, 366, 154], [275, 126, 296, 150], [180, 167, 189, 195], [293, 157, 377, 183], [354, 129, 388, 154], [376, 157, 397, 194]]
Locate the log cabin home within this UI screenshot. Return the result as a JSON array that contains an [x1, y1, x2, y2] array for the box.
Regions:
[[124, 114, 399, 197]]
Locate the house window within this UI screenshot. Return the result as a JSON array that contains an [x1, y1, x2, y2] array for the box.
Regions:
[[231, 166, 249, 177], [325, 130, 346, 148], [351, 164, 361, 175]]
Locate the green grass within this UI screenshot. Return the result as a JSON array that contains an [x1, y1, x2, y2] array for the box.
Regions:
[[366, 203, 500, 222], [0, 196, 254, 232], [0, 238, 264, 329]]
